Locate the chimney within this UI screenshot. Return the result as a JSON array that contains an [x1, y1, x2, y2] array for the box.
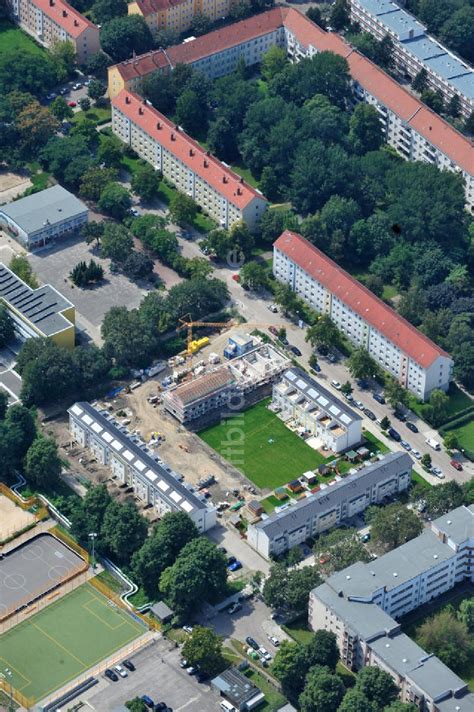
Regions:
[[125, 95, 131, 104], [203, 159, 208, 168], [62, 9, 67, 16], [49, 0, 54, 6], [239, 176, 244, 183], [237, 187, 242, 195], [189, 148, 194, 156], [138, 106, 144, 115], [74, 18, 78, 25], [171, 132, 176, 141], [156, 121, 161, 129], [222, 175, 228, 184]]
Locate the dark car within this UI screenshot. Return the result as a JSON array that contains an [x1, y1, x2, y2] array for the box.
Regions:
[[357, 379, 369, 389], [279, 336, 289, 345], [317, 344, 329, 355], [406, 422, 419, 433], [104, 669, 118, 682], [364, 408, 376, 421], [123, 659, 135, 672], [154, 704, 167, 711], [393, 410, 406, 422], [311, 363, 321, 373], [373, 392, 386, 404], [142, 696, 155, 709], [388, 427, 401, 442], [227, 555, 236, 565], [246, 636, 259, 650], [196, 671, 210, 683], [290, 346, 302, 356]]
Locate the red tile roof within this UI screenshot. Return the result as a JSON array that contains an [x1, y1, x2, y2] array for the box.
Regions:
[[114, 7, 473, 176], [133, 0, 188, 15], [32, 0, 97, 37], [274, 231, 450, 369], [113, 90, 267, 210]]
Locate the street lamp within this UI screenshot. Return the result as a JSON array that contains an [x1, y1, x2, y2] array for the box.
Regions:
[[88, 532, 98, 569]]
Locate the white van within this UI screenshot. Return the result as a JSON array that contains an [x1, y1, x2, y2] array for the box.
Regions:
[[220, 700, 237, 712], [426, 438, 441, 451]]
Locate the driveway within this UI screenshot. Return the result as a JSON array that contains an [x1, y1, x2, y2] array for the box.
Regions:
[[207, 523, 270, 575]]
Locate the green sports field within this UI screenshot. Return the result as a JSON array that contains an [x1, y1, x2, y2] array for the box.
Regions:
[[0, 582, 145, 703], [199, 399, 326, 489]]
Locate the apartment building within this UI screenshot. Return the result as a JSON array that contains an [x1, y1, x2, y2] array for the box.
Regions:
[[349, 0, 474, 119], [273, 231, 453, 401], [163, 341, 289, 425], [112, 91, 267, 229], [9, 0, 99, 62], [108, 8, 474, 209], [273, 367, 362, 454], [248, 451, 412, 559], [0, 263, 75, 349], [309, 505, 474, 711], [68, 402, 216, 532], [0, 185, 88, 250], [128, 0, 247, 39]]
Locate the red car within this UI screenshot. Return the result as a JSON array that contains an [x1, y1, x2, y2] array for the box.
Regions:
[[268, 326, 278, 336], [450, 459, 463, 471], [232, 274, 240, 282], [68, 100, 76, 107]]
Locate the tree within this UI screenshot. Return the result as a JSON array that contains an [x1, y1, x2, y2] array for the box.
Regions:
[[50, 96, 73, 121], [259, 208, 298, 244], [70, 484, 112, 545], [91, 0, 127, 24], [85, 51, 110, 76], [182, 626, 224, 675], [131, 163, 160, 201], [306, 7, 325, 28], [443, 431, 458, 451], [175, 88, 204, 135], [0, 51, 57, 98], [299, 667, 345, 712], [239, 261, 268, 291], [189, 12, 213, 36], [383, 703, 419, 712], [370, 503, 423, 552], [24, 436, 61, 490], [439, 7, 474, 64], [159, 538, 228, 616], [306, 316, 340, 350], [131, 511, 198, 595], [465, 111, 474, 135], [320, 195, 361, 242], [165, 277, 228, 322], [78, 97, 91, 112], [340, 381, 352, 396], [306, 631, 340, 671], [426, 388, 449, 426], [338, 690, 376, 712], [50, 40, 76, 78], [19, 339, 78, 406], [123, 251, 154, 280], [349, 103, 383, 155], [101, 223, 134, 264], [98, 183, 132, 220], [446, 94, 461, 118], [329, 0, 350, 30], [273, 641, 308, 698], [100, 16, 154, 62], [230, 221, 254, 260], [9, 255, 38, 288], [16, 101, 59, 155], [417, 610, 470, 670], [314, 530, 370, 574], [3, 403, 37, 468], [0, 304, 15, 347], [264, 564, 322, 613], [142, 71, 177, 115], [421, 453, 432, 469], [421, 89, 444, 114], [412, 67, 428, 93], [380, 415, 390, 430], [98, 135, 123, 167], [80, 166, 118, 201], [348, 348, 379, 381], [424, 481, 464, 517], [70, 259, 104, 287], [273, 282, 299, 316], [384, 378, 409, 412], [355, 666, 398, 709], [0, 391, 8, 421], [102, 305, 158, 368], [261, 46, 288, 82], [101, 500, 148, 565], [125, 698, 147, 712], [458, 598, 474, 632], [169, 192, 198, 227]]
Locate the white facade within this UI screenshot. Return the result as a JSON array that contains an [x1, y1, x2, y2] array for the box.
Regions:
[[273, 232, 453, 401], [349, 0, 474, 120], [68, 402, 216, 532], [248, 451, 411, 559]]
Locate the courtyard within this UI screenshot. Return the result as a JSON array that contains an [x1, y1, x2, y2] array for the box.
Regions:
[[199, 399, 327, 490]]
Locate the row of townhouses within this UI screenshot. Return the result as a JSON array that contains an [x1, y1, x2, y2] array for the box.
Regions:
[[8, 0, 99, 62], [111, 91, 268, 230], [248, 451, 412, 559], [108, 7, 474, 209], [272, 367, 362, 454], [349, 0, 474, 119], [68, 402, 217, 532], [310, 505, 474, 711], [273, 231, 453, 401], [128, 0, 248, 40]]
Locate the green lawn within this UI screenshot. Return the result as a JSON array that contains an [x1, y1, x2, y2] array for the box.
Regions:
[[446, 420, 474, 454], [0, 20, 46, 57], [0, 582, 145, 703], [409, 383, 473, 422], [72, 107, 111, 126], [199, 399, 326, 489], [230, 162, 259, 189], [362, 430, 390, 454], [244, 669, 286, 711], [283, 617, 314, 645]]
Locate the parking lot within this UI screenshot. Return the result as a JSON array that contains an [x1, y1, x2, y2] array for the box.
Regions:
[[85, 638, 220, 712], [27, 234, 149, 343]]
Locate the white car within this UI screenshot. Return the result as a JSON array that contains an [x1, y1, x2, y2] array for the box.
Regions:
[[268, 304, 278, 313], [259, 647, 272, 661], [182, 625, 193, 634], [400, 440, 411, 451], [411, 450, 422, 460], [267, 635, 280, 646], [431, 467, 445, 479], [354, 400, 364, 410], [114, 665, 128, 678], [331, 380, 341, 390]]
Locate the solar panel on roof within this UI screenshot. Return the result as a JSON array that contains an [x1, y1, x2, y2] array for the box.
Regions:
[[102, 432, 113, 443], [307, 387, 318, 399], [340, 413, 351, 425], [296, 379, 306, 389], [318, 396, 329, 407], [82, 414, 93, 425]]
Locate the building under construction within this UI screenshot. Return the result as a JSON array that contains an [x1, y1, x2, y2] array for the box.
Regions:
[[162, 338, 290, 427]]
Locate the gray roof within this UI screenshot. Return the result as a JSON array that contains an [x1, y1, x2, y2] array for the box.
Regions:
[[405, 651, 467, 702], [253, 451, 411, 539], [449, 72, 474, 100], [69, 402, 208, 513], [377, 8, 425, 38], [150, 601, 174, 619], [354, 0, 402, 17], [0, 185, 87, 236], [212, 667, 261, 706], [0, 263, 73, 336], [431, 505, 474, 546], [436, 694, 474, 712], [403, 36, 445, 61], [280, 367, 362, 427], [425, 53, 471, 81]]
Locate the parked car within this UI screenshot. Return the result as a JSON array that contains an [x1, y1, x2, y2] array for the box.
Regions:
[[311, 363, 321, 373], [246, 636, 259, 650], [227, 555, 236, 565], [393, 410, 406, 422], [154, 704, 167, 711], [182, 625, 193, 634], [357, 379, 369, 389], [451, 459, 463, 471], [331, 380, 341, 390], [268, 326, 278, 336], [232, 274, 240, 282], [68, 100, 76, 107], [228, 560, 242, 572], [59, 87, 68, 95], [196, 671, 209, 683], [344, 393, 353, 402], [104, 669, 118, 682], [123, 659, 135, 672], [290, 346, 302, 356], [179, 659, 188, 668], [259, 647, 272, 661], [400, 440, 411, 451], [279, 335, 288, 345], [431, 467, 445, 479], [268, 304, 278, 313], [373, 392, 386, 404], [187, 666, 198, 675], [354, 400, 364, 410], [388, 428, 401, 442], [141, 695, 155, 708], [364, 408, 376, 421], [268, 635, 280, 646], [72, 82, 82, 90], [406, 422, 419, 433], [114, 665, 127, 678], [411, 450, 421, 460]]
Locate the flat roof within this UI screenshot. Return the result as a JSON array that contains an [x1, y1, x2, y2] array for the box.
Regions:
[[212, 667, 261, 706], [69, 402, 208, 512], [353, 0, 398, 16], [431, 505, 474, 546], [403, 35, 446, 61], [436, 695, 474, 712], [254, 452, 412, 539], [376, 8, 425, 39], [0, 185, 88, 237], [274, 231, 451, 369], [425, 53, 472, 81], [450, 72, 474, 99], [0, 263, 74, 337]]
